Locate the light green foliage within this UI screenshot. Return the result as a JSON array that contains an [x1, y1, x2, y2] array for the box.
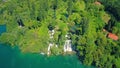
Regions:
[[50, 46, 63, 55], [68, 13, 81, 23], [58, 22, 68, 34], [73, 0, 85, 12], [101, 12, 111, 23]]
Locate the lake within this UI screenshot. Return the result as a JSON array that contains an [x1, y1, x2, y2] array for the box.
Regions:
[[0, 25, 94, 68]]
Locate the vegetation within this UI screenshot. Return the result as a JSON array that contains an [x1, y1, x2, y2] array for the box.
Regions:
[[0, 0, 120, 68]]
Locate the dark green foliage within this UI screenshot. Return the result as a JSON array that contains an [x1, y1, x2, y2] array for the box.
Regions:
[[99, 0, 120, 21], [67, 0, 73, 16]]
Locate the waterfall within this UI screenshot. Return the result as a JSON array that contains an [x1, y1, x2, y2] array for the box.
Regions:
[[47, 30, 55, 55], [64, 34, 72, 52]]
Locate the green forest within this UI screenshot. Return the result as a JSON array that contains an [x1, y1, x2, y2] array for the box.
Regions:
[[0, 0, 120, 68]]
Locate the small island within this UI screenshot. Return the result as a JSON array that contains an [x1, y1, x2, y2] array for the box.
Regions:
[[0, 0, 120, 68]]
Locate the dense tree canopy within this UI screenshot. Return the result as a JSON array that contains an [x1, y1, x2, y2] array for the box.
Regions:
[[0, 0, 120, 68]]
